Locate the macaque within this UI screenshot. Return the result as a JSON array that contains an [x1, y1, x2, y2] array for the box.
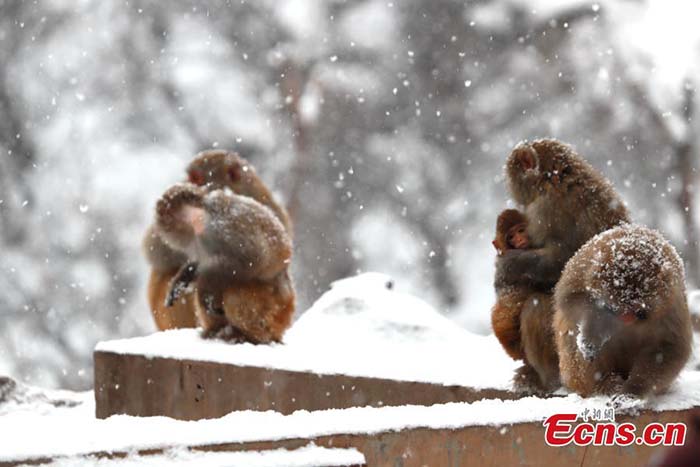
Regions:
[[553, 225, 692, 397], [491, 209, 530, 360], [155, 183, 294, 343], [144, 149, 291, 331], [495, 139, 630, 393]]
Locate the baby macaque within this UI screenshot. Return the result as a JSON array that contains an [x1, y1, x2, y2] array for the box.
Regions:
[[492, 209, 530, 254], [554, 225, 692, 397], [155, 183, 294, 343], [491, 210, 530, 360]]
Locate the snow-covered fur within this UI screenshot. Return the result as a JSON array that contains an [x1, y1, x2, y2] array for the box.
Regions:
[[554, 224, 692, 397], [495, 138, 631, 394]]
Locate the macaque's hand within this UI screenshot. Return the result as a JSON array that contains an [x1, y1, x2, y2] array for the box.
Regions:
[[165, 262, 198, 307], [495, 248, 560, 291]]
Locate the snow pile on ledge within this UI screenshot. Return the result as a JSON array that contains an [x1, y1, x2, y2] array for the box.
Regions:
[[38, 444, 364, 467], [2, 371, 700, 462], [96, 273, 519, 389]]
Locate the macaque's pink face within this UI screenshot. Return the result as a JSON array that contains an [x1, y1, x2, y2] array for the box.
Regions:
[[506, 223, 529, 250], [187, 152, 246, 189]]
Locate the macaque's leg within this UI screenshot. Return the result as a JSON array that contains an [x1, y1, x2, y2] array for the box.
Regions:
[[517, 292, 560, 392], [492, 301, 524, 360]]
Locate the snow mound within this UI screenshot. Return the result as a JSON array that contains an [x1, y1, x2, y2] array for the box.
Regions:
[[285, 272, 468, 346]]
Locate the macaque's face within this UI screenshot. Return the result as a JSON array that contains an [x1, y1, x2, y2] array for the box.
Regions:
[[506, 223, 529, 249], [187, 151, 249, 191]]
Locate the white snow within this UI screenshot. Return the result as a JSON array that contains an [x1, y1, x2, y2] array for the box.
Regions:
[[34, 444, 364, 467], [96, 273, 519, 390], [2, 371, 700, 463]]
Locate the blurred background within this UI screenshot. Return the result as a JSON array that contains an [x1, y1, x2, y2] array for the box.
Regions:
[[1, 0, 699, 390]]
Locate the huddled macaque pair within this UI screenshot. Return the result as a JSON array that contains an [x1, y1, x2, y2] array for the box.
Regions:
[[143, 150, 295, 343], [491, 139, 692, 398]]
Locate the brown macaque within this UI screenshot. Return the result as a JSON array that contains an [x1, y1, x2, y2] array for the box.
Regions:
[[155, 183, 294, 343], [186, 150, 292, 234], [495, 139, 630, 393], [554, 225, 692, 397], [491, 209, 530, 360], [143, 149, 291, 331]]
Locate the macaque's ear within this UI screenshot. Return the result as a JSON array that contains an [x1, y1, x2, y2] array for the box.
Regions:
[[513, 146, 537, 171], [188, 169, 205, 185], [492, 240, 502, 254]]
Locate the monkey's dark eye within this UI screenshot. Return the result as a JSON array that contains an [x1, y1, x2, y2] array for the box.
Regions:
[[188, 170, 205, 185], [227, 166, 241, 182]]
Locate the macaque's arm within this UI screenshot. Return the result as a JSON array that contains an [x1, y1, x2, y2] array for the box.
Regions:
[[495, 244, 567, 291]]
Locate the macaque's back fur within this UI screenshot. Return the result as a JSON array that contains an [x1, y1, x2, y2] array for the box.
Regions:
[[554, 225, 691, 396]]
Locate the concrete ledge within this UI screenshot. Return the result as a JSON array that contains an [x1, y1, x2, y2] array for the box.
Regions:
[[94, 329, 520, 420], [94, 351, 516, 420]]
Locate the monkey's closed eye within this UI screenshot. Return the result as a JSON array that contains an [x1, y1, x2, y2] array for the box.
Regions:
[[188, 170, 205, 185]]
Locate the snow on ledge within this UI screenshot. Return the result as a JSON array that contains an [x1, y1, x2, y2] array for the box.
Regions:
[[96, 273, 519, 390], [3, 374, 700, 462], [36, 444, 365, 467]]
